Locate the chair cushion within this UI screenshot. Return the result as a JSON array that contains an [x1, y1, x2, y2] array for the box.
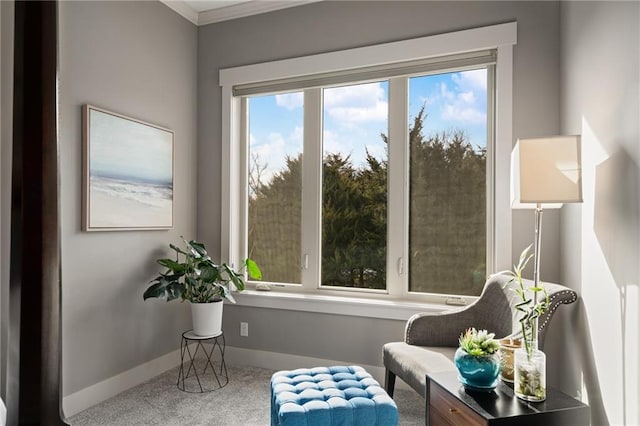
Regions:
[[382, 342, 456, 397], [271, 366, 398, 426]]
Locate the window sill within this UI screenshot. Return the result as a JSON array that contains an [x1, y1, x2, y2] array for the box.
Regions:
[[230, 290, 457, 321]]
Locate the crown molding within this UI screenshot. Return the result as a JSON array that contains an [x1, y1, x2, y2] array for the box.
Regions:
[[160, 1, 199, 25], [198, 1, 321, 25], [162, 0, 322, 26]]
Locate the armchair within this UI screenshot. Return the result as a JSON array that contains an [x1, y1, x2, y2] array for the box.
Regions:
[[382, 274, 578, 397]]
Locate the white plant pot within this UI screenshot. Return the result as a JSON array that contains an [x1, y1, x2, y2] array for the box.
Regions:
[[190, 300, 223, 337]]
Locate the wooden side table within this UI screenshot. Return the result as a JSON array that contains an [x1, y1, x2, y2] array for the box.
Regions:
[[426, 371, 589, 426], [177, 330, 228, 393]]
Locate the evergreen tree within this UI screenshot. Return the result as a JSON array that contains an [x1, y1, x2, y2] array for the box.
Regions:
[[248, 106, 486, 295], [248, 154, 302, 284], [408, 107, 486, 295], [322, 153, 386, 288]]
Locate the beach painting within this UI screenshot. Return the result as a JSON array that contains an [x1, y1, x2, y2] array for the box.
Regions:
[[83, 105, 174, 231]]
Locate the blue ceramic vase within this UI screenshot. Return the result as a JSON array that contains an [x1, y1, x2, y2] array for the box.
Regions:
[[454, 347, 501, 391]]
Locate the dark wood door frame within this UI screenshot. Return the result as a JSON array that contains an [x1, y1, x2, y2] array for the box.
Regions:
[[10, 1, 67, 424]]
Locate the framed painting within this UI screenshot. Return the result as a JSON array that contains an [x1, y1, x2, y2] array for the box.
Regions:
[[82, 105, 174, 231]]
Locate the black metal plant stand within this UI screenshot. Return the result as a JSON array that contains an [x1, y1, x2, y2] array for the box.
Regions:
[[177, 330, 228, 393]]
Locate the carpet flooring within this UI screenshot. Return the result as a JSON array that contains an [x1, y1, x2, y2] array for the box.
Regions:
[[69, 364, 424, 425]]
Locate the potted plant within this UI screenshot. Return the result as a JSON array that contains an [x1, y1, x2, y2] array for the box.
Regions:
[[143, 237, 262, 336], [454, 328, 501, 391], [495, 244, 548, 402]]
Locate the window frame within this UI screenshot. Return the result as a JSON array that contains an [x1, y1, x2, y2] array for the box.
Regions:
[[220, 22, 516, 306]]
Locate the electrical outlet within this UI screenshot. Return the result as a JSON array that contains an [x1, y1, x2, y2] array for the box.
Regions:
[[240, 322, 249, 337]]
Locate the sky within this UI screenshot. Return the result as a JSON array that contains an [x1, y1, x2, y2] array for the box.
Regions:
[[248, 68, 488, 183]]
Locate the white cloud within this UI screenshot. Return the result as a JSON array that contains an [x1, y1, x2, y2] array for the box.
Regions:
[[325, 83, 381, 107], [324, 83, 388, 124], [419, 95, 435, 107], [440, 83, 455, 101], [438, 70, 486, 124], [452, 68, 487, 92], [327, 102, 388, 124], [442, 104, 486, 123], [290, 125, 303, 145], [323, 129, 354, 159], [459, 91, 475, 104], [250, 127, 303, 183], [275, 92, 303, 110], [252, 133, 286, 171], [322, 129, 386, 168]]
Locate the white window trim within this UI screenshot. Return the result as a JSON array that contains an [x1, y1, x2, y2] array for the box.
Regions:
[[220, 22, 516, 317], [232, 290, 447, 321]]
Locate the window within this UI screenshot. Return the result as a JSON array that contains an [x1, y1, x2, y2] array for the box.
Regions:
[[408, 70, 488, 296], [321, 82, 389, 290], [221, 23, 516, 305], [247, 92, 304, 285]]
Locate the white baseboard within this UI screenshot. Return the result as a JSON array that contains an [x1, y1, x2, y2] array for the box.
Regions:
[[63, 346, 412, 416], [62, 349, 181, 417], [223, 346, 413, 392]]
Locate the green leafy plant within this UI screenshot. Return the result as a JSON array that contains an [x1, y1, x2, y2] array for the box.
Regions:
[[494, 244, 549, 359], [143, 237, 262, 304], [458, 328, 501, 357]]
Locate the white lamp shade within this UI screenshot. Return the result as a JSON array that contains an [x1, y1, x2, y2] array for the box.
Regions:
[[511, 135, 583, 209]]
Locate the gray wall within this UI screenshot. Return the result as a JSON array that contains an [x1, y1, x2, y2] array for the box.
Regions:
[[58, 1, 197, 396], [225, 306, 405, 367], [559, 2, 639, 424], [198, 1, 563, 368]]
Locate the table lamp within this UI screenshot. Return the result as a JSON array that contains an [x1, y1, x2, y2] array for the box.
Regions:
[[511, 135, 583, 330]]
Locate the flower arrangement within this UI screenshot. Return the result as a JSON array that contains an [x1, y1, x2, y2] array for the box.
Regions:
[[458, 328, 501, 357]]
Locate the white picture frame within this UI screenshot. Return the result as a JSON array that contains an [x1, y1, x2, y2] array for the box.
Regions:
[[82, 105, 174, 231]]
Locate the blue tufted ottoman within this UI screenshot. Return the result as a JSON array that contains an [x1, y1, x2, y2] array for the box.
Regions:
[[270, 365, 398, 426]]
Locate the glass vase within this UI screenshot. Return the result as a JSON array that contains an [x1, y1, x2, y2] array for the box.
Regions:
[[514, 347, 546, 402], [498, 338, 521, 382]]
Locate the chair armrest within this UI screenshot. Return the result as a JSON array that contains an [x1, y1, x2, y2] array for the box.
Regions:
[[405, 276, 514, 347], [405, 308, 477, 347], [404, 276, 578, 349], [537, 282, 578, 347]]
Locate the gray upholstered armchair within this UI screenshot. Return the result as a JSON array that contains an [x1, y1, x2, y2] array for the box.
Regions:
[[382, 274, 578, 397]]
